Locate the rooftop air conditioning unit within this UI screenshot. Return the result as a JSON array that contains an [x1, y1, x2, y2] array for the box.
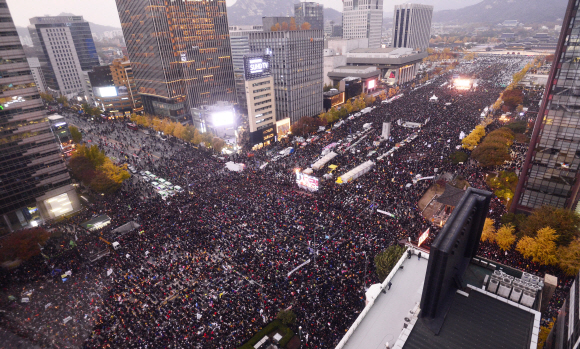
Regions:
[[498, 282, 512, 298], [510, 287, 523, 302], [521, 291, 535, 307], [493, 270, 502, 277], [488, 278, 499, 293]]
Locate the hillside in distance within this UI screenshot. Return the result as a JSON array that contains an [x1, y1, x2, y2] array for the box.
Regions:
[[227, 0, 342, 26], [433, 0, 568, 24]]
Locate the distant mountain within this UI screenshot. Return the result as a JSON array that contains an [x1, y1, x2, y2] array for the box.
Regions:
[[17, 13, 122, 48], [53, 13, 120, 37], [433, 0, 568, 24], [226, 0, 341, 26], [227, 0, 296, 26]]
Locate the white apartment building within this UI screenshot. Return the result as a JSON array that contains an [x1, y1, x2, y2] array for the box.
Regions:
[[26, 57, 47, 93], [392, 3, 434, 52], [342, 0, 383, 48], [246, 76, 276, 134]]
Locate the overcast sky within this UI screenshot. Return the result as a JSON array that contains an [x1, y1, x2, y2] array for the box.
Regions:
[[6, 0, 481, 29]]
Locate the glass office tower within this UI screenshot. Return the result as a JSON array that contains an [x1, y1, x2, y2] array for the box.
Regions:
[[512, 0, 580, 212], [0, 0, 80, 233], [115, 0, 236, 120]]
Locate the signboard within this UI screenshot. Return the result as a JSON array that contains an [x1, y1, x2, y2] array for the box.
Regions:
[[249, 126, 276, 145], [381, 122, 391, 139], [296, 171, 319, 192], [418, 228, 430, 246], [180, 52, 187, 62], [277, 118, 291, 137], [243, 55, 271, 80]]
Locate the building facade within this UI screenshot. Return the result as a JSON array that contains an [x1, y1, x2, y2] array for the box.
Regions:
[[115, 0, 236, 120], [0, 2, 80, 233], [342, 0, 383, 48], [512, 0, 580, 213], [391, 3, 434, 52], [28, 16, 99, 99], [26, 57, 47, 93], [294, 2, 324, 31], [248, 30, 323, 124], [230, 28, 262, 114]]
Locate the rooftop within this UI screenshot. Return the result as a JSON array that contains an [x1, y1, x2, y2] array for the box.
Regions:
[[402, 287, 538, 349], [340, 252, 428, 349], [435, 184, 466, 207]]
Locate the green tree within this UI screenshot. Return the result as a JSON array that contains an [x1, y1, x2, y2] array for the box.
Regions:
[[481, 218, 496, 242], [374, 245, 405, 282], [517, 226, 559, 265], [277, 309, 296, 325], [39, 92, 54, 103], [521, 206, 580, 246], [69, 125, 82, 143], [496, 224, 516, 251], [56, 95, 68, 106]]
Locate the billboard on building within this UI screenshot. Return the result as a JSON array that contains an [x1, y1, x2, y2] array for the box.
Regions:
[[244, 55, 271, 80], [94, 86, 117, 97], [276, 118, 291, 137]]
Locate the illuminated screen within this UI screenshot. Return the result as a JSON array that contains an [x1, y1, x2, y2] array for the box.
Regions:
[[95, 86, 117, 97], [45, 193, 73, 217], [454, 79, 472, 90], [368, 80, 376, 89], [296, 171, 319, 192], [212, 110, 235, 127], [244, 55, 271, 80]]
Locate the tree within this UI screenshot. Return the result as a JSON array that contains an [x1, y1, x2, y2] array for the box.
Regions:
[[481, 218, 496, 242], [538, 319, 555, 349], [173, 122, 185, 139], [272, 23, 281, 32], [281, 21, 289, 31], [496, 224, 516, 251], [502, 89, 524, 110], [374, 245, 405, 282], [517, 226, 559, 265], [90, 170, 121, 194], [277, 309, 296, 325], [0, 228, 50, 263], [378, 91, 387, 101], [289, 18, 297, 31], [212, 137, 226, 153], [69, 125, 82, 143], [300, 22, 311, 30], [344, 99, 354, 114], [558, 239, 580, 276], [100, 158, 130, 185], [56, 95, 68, 106], [39, 92, 54, 103], [521, 206, 580, 246], [291, 116, 324, 136]]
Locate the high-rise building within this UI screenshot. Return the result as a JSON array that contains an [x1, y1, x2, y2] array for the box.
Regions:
[[0, 1, 80, 232], [230, 28, 262, 114], [294, 2, 324, 31], [342, 0, 383, 48], [26, 57, 47, 93], [115, 0, 236, 120], [391, 3, 434, 52], [28, 16, 99, 100], [512, 0, 580, 213], [88, 58, 142, 116], [248, 29, 323, 124]]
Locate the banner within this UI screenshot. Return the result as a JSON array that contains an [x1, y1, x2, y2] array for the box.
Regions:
[[418, 228, 430, 246]]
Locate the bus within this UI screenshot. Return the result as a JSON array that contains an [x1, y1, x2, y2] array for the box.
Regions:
[[126, 122, 138, 131]]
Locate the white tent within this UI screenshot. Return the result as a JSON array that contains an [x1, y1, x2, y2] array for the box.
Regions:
[[429, 95, 438, 102], [311, 152, 338, 170], [337, 161, 374, 184], [225, 161, 245, 172]]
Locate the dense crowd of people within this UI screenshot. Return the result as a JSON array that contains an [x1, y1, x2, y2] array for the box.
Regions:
[[0, 55, 569, 349]]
